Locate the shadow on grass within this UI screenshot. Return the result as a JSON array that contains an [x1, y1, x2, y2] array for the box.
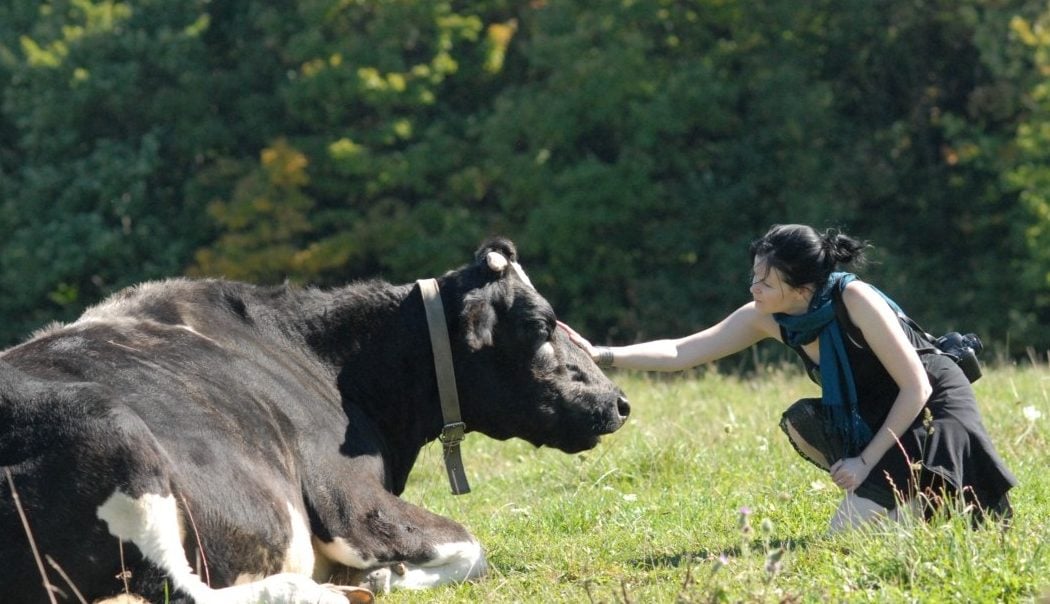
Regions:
[[626, 536, 817, 570]]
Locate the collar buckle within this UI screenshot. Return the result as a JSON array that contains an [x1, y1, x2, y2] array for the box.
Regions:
[[439, 421, 466, 446]]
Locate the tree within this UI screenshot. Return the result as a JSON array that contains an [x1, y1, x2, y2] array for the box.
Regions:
[[1005, 6, 1050, 351], [1, 0, 1048, 358], [0, 0, 221, 340]]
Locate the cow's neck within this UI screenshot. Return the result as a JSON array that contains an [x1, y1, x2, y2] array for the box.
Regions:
[[299, 280, 452, 494]]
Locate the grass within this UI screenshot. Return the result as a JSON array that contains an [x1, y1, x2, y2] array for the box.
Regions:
[[387, 364, 1050, 603]]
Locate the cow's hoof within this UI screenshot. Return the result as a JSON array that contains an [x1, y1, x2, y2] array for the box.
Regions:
[[327, 584, 376, 604]]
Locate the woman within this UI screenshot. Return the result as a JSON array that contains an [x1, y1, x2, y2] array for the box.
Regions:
[[564, 224, 1016, 531]]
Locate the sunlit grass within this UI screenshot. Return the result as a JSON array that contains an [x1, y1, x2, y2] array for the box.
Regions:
[[391, 365, 1050, 602]]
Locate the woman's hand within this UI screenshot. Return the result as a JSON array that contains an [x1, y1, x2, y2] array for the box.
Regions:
[[557, 321, 598, 359], [829, 456, 872, 492]]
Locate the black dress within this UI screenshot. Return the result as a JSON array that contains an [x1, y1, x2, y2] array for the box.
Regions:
[[779, 304, 1017, 519]]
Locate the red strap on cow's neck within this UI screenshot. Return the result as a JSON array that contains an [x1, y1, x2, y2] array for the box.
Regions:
[[417, 278, 471, 495]]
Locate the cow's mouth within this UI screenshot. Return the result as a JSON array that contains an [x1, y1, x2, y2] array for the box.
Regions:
[[552, 393, 630, 453]]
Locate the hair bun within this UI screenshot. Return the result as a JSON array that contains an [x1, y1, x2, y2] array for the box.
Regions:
[[823, 229, 867, 266]]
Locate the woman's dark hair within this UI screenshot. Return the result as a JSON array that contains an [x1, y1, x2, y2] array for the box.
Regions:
[[748, 224, 869, 289]]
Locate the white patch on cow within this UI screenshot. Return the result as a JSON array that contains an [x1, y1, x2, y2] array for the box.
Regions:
[[316, 537, 380, 568], [97, 490, 350, 604], [317, 536, 485, 593], [282, 502, 316, 575], [510, 261, 534, 289], [368, 539, 487, 593], [485, 251, 508, 272], [96, 491, 192, 583]]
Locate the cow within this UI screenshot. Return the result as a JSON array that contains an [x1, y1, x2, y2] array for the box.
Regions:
[[0, 237, 629, 603]]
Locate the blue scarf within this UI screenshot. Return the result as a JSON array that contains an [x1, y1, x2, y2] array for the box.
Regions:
[[774, 272, 900, 456]]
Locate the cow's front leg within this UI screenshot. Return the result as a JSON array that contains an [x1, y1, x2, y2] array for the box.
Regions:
[[311, 489, 487, 593], [355, 537, 486, 594]]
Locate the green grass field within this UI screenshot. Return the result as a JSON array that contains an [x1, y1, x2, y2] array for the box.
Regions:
[[388, 365, 1050, 603]]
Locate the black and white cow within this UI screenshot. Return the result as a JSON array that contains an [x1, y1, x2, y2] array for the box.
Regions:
[[0, 238, 629, 603]]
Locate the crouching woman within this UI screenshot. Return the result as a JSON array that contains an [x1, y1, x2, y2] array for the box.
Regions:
[[564, 224, 1016, 531]]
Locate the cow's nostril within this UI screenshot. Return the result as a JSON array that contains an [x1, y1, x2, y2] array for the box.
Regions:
[[616, 395, 631, 419]]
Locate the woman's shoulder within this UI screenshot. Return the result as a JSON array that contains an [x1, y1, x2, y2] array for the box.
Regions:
[[839, 279, 899, 326], [840, 279, 881, 308]]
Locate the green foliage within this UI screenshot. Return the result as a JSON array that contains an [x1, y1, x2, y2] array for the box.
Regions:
[[1, 0, 1049, 355], [0, 0, 220, 336], [1006, 8, 1050, 349], [478, 0, 847, 341], [190, 139, 318, 282]]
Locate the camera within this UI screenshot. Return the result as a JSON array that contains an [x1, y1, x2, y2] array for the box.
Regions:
[[934, 332, 983, 383]]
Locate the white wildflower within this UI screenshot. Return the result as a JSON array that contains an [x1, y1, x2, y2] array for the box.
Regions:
[[1023, 405, 1042, 422]]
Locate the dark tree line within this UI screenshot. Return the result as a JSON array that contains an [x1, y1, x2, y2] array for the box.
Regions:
[[2, 0, 1049, 357]]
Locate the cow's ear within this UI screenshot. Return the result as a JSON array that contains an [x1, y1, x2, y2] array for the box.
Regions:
[[462, 289, 498, 350], [475, 237, 518, 265]]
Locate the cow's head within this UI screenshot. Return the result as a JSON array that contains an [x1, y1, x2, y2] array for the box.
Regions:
[[446, 238, 629, 453]]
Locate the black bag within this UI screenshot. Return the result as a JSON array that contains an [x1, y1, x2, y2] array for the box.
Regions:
[[831, 289, 984, 383]]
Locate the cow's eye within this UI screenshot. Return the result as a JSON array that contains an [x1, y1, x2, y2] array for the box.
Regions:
[[530, 322, 555, 361], [531, 320, 553, 346]]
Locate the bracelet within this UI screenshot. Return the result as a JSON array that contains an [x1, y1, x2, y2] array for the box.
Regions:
[[595, 346, 614, 369], [859, 454, 868, 466]]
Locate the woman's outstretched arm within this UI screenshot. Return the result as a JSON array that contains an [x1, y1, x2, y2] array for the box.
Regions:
[[561, 302, 776, 372]]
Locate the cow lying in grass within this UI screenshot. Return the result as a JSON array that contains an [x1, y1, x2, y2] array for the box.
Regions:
[[0, 238, 629, 603]]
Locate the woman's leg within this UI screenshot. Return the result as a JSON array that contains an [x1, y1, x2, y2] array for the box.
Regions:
[[780, 398, 836, 471], [781, 399, 902, 532], [782, 419, 831, 470], [829, 493, 890, 533]]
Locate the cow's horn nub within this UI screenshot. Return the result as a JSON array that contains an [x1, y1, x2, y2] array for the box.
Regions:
[[486, 251, 509, 272]]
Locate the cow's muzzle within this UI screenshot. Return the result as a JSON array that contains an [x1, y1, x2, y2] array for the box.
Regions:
[[598, 393, 631, 434]]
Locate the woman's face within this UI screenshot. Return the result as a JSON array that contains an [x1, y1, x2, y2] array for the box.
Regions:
[[750, 258, 811, 315]]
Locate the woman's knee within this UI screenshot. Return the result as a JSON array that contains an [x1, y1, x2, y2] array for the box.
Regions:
[[829, 494, 890, 533], [781, 417, 831, 470]]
